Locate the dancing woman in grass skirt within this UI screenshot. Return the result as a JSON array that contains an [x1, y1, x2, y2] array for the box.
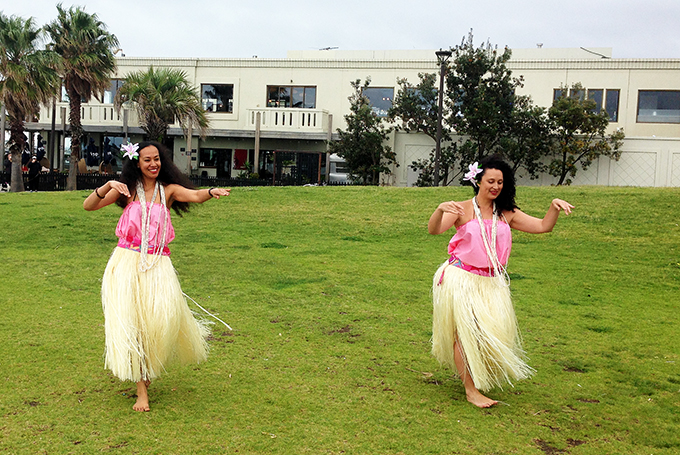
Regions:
[[84, 141, 230, 412], [428, 156, 574, 408]]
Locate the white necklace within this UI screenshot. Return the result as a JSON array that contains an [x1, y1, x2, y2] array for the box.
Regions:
[[136, 180, 168, 272], [472, 197, 509, 286]]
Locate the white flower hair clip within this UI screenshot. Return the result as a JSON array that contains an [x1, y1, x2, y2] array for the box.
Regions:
[[463, 162, 483, 187], [121, 143, 139, 160]]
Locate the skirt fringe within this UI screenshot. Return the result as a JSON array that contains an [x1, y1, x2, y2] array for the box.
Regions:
[[101, 247, 210, 382], [431, 262, 533, 392]]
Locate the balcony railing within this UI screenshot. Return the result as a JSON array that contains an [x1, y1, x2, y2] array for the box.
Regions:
[[42, 102, 139, 126], [247, 108, 329, 132]]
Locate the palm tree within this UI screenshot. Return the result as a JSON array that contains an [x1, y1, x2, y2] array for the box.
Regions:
[[45, 4, 118, 190], [114, 66, 209, 143], [0, 14, 60, 192]]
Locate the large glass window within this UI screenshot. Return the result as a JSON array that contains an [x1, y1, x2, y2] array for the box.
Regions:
[[202, 84, 234, 113], [605, 90, 620, 122], [103, 79, 124, 104], [637, 90, 680, 123], [363, 87, 394, 117], [587, 89, 604, 113], [553, 87, 620, 122], [267, 85, 316, 108], [199, 148, 233, 178]]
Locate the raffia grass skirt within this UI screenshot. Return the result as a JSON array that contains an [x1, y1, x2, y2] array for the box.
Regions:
[[431, 262, 534, 392], [101, 247, 210, 382]]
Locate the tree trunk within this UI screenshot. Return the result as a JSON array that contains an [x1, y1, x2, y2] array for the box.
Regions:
[[557, 148, 568, 185], [66, 84, 82, 191], [8, 119, 26, 192]]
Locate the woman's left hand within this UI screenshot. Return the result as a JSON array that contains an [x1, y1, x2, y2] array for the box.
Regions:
[[552, 198, 574, 215], [210, 188, 231, 199]]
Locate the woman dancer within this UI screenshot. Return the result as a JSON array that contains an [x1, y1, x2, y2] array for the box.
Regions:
[[428, 155, 573, 408], [84, 141, 230, 412]]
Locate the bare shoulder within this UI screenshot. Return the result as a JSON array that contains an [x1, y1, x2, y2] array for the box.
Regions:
[[503, 208, 533, 227]]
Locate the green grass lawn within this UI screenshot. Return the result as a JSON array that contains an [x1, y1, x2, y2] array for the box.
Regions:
[[0, 185, 678, 454]]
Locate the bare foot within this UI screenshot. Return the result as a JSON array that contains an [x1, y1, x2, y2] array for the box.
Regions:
[[465, 389, 498, 408], [133, 380, 150, 412]]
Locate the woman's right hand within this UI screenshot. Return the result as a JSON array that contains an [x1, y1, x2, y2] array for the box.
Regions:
[[437, 201, 465, 217], [429, 200, 465, 235], [108, 180, 131, 198]]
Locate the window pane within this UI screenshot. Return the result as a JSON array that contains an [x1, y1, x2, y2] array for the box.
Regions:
[[304, 87, 316, 108], [553, 89, 564, 102], [363, 87, 394, 117], [569, 89, 585, 101], [202, 84, 234, 113], [291, 87, 304, 108], [279, 87, 291, 107], [587, 89, 603, 113], [103, 79, 124, 104], [637, 90, 680, 123], [605, 89, 620, 122], [267, 86, 279, 107], [199, 148, 217, 167]]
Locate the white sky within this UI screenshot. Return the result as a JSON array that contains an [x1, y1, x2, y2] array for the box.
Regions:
[[7, 0, 680, 59]]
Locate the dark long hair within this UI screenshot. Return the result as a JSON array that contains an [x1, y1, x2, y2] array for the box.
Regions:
[[116, 141, 195, 215], [473, 154, 518, 215]]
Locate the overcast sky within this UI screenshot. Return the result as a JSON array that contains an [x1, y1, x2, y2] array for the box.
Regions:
[[8, 0, 680, 59]]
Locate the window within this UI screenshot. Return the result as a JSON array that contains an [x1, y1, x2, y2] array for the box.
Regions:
[[569, 88, 585, 101], [60, 84, 86, 103], [199, 148, 233, 178], [202, 84, 234, 113], [363, 87, 394, 117], [103, 79, 124, 104], [605, 90, 620, 122], [637, 90, 680, 123], [587, 89, 603, 113], [553, 87, 620, 122], [267, 85, 316, 108]]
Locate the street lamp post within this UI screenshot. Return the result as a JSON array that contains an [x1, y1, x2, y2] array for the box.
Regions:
[[434, 49, 452, 187]]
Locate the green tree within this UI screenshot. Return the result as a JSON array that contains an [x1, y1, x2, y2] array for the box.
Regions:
[[499, 95, 552, 179], [329, 78, 397, 185], [388, 73, 457, 186], [114, 66, 209, 144], [446, 31, 523, 168], [0, 14, 60, 192], [45, 4, 118, 190], [390, 32, 549, 186], [548, 83, 625, 185]]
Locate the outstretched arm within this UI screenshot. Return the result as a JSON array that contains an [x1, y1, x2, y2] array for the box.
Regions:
[[428, 201, 466, 235], [166, 184, 231, 204], [508, 198, 574, 234], [83, 180, 131, 211]]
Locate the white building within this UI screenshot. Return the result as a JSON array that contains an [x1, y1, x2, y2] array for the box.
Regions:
[[27, 47, 680, 186]]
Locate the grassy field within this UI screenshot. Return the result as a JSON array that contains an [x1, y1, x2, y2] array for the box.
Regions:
[[0, 185, 678, 454]]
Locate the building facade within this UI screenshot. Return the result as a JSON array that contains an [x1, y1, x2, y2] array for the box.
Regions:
[[25, 47, 680, 186]]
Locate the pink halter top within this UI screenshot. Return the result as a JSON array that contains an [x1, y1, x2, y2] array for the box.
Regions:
[[115, 201, 175, 256], [447, 219, 512, 275]]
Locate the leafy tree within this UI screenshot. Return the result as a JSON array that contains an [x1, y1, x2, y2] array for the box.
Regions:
[[114, 66, 209, 144], [499, 95, 552, 179], [389, 32, 550, 185], [329, 78, 397, 185], [446, 31, 524, 169], [548, 83, 625, 185], [388, 73, 457, 186], [45, 4, 118, 190], [0, 13, 60, 192]]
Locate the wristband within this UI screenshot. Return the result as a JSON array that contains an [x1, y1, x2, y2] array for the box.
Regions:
[[208, 188, 215, 198], [95, 187, 105, 199]]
